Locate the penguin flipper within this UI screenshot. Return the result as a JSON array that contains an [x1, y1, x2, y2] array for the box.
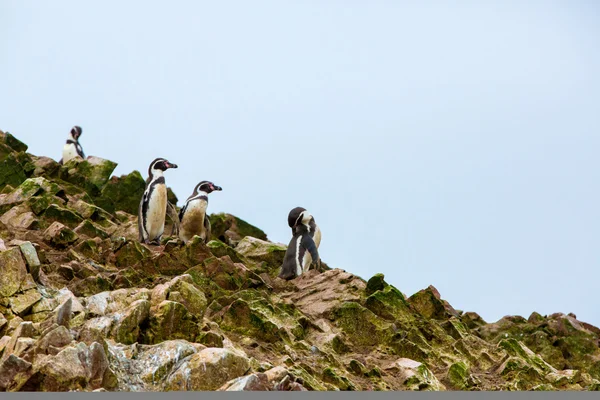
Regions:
[[166, 201, 180, 237], [301, 235, 319, 265], [138, 191, 149, 243], [203, 214, 211, 243], [178, 201, 187, 222]]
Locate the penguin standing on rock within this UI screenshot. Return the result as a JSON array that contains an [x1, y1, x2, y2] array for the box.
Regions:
[[59, 126, 85, 164], [138, 158, 178, 245], [178, 181, 222, 243], [278, 207, 322, 280]]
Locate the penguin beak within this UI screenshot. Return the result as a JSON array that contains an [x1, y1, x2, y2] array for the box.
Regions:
[[166, 162, 178, 169], [211, 184, 222, 191]]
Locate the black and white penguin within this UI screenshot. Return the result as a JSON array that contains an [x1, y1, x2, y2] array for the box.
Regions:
[[278, 207, 322, 280], [178, 181, 222, 243], [59, 126, 85, 165], [138, 157, 178, 245]]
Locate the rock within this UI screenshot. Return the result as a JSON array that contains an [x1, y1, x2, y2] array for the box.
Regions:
[[234, 236, 286, 266], [461, 311, 487, 329], [220, 294, 304, 343], [0, 247, 28, 297], [150, 275, 207, 318], [0, 150, 33, 188], [209, 213, 268, 246], [111, 299, 150, 345], [384, 358, 445, 391], [1, 322, 37, 363], [218, 373, 271, 391], [0, 354, 32, 391], [43, 221, 78, 248], [43, 204, 84, 228], [0, 315, 7, 332], [58, 156, 118, 197], [274, 374, 309, 391], [407, 285, 459, 320], [528, 311, 545, 324], [498, 338, 556, 375], [166, 347, 251, 391], [202, 256, 264, 291], [365, 273, 388, 296], [55, 297, 73, 327], [31, 342, 112, 391], [9, 289, 42, 316], [17, 241, 41, 278], [33, 325, 73, 356], [322, 367, 358, 390], [30, 156, 60, 177], [74, 219, 109, 239], [0, 131, 28, 152], [95, 170, 146, 214], [265, 366, 289, 383], [0, 177, 60, 207], [447, 361, 476, 390], [1, 207, 39, 230], [85, 288, 150, 317], [135, 340, 199, 386], [69, 274, 112, 297], [365, 284, 412, 321], [330, 302, 393, 346], [146, 300, 199, 344]]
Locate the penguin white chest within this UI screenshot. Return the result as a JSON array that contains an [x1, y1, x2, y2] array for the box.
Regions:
[[62, 143, 79, 163], [180, 199, 208, 242], [146, 184, 167, 240]]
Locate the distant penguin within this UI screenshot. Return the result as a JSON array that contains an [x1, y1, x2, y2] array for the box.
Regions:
[[138, 158, 178, 245], [178, 180, 222, 243], [59, 126, 85, 165], [278, 207, 322, 280]]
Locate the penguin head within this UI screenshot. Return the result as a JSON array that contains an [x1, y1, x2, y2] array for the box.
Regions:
[[288, 206, 313, 228], [70, 126, 82, 141], [194, 180, 223, 195], [148, 158, 178, 176]]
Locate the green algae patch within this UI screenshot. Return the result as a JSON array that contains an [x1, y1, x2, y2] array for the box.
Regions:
[[330, 302, 394, 347]]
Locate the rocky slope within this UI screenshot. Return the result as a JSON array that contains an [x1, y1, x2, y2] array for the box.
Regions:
[[0, 130, 599, 392]]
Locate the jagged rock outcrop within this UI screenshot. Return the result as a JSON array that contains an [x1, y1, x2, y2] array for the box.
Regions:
[[0, 130, 599, 392]]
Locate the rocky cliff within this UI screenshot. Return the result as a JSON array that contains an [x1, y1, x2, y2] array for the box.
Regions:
[[0, 130, 599, 392]]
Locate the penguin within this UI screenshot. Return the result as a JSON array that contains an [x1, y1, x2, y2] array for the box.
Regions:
[[59, 126, 85, 165], [278, 207, 322, 280], [178, 181, 222, 243], [138, 157, 178, 245]]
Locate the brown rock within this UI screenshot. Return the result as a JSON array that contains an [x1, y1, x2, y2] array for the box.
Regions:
[[0, 247, 27, 297], [218, 373, 271, 391], [166, 347, 251, 391], [0, 354, 32, 391]]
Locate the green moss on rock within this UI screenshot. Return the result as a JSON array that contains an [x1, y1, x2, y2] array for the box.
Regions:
[[96, 170, 146, 214], [331, 302, 394, 347]]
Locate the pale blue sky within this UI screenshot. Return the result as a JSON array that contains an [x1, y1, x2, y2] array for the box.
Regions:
[[2, 1, 599, 326]]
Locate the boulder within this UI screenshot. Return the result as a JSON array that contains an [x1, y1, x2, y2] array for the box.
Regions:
[[111, 299, 150, 345], [145, 300, 200, 344], [43, 222, 78, 248], [166, 347, 251, 391], [0, 247, 28, 297], [95, 170, 146, 214], [58, 156, 118, 197], [209, 213, 268, 246], [407, 285, 460, 320], [218, 373, 271, 391], [134, 340, 200, 386], [384, 358, 445, 391], [234, 236, 286, 267]]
